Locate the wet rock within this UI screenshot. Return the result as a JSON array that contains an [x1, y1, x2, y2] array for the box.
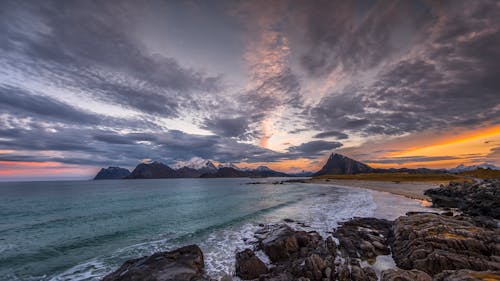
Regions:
[[102, 244, 207, 281], [424, 179, 500, 219], [380, 269, 432, 281], [304, 254, 325, 281], [333, 217, 392, 260], [433, 269, 500, 281], [235, 249, 268, 280], [257, 224, 322, 262], [391, 213, 500, 275]]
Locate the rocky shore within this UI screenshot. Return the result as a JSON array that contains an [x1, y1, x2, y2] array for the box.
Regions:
[[102, 180, 500, 281]]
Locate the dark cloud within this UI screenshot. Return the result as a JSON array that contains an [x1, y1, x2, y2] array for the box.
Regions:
[[0, 0, 221, 118], [296, 0, 433, 77], [313, 131, 348, 139], [287, 140, 342, 158], [202, 117, 251, 139], [0, 85, 100, 125], [309, 0, 500, 136]]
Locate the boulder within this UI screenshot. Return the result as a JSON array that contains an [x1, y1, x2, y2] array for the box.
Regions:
[[102, 244, 207, 281], [433, 269, 500, 281], [235, 249, 268, 280], [333, 217, 392, 260], [257, 224, 322, 262], [391, 213, 500, 275], [381, 269, 432, 281], [424, 179, 500, 219]]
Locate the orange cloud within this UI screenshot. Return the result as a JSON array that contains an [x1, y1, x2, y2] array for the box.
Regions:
[[351, 125, 500, 169]]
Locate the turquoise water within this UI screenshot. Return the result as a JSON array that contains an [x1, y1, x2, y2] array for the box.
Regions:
[[0, 178, 416, 280]]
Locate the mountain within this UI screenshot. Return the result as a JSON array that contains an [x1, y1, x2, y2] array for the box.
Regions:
[[94, 167, 131, 180], [314, 153, 373, 176], [127, 161, 178, 179], [288, 171, 314, 177], [200, 167, 249, 178], [173, 157, 217, 172], [248, 167, 289, 177], [217, 162, 240, 170], [448, 163, 500, 173], [200, 166, 290, 178]]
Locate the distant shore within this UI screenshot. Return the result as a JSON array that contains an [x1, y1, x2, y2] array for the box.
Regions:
[[306, 178, 440, 201]]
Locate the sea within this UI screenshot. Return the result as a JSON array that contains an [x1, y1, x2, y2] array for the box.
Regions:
[[0, 178, 431, 280]]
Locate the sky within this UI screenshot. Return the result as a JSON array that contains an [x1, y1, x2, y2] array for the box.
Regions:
[[0, 0, 499, 180]]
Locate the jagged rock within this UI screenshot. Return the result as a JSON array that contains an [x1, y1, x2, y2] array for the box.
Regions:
[[391, 213, 500, 275], [424, 179, 500, 219], [235, 249, 268, 280], [102, 245, 207, 281], [314, 153, 372, 176], [257, 224, 322, 262], [433, 269, 500, 281], [381, 269, 432, 281], [304, 254, 325, 281], [252, 224, 335, 281], [94, 166, 130, 180], [333, 217, 392, 260]]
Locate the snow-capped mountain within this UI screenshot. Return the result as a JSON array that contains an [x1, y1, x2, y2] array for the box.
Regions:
[[255, 165, 272, 171], [448, 163, 499, 173], [217, 162, 240, 170], [173, 157, 217, 171]]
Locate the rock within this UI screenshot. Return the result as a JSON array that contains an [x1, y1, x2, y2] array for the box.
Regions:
[[258, 224, 321, 262], [304, 254, 325, 281], [433, 269, 500, 281], [102, 244, 207, 281], [391, 213, 500, 275], [333, 217, 392, 260], [380, 269, 432, 281], [94, 166, 130, 180], [235, 249, 268, 280], [219, 274, 232, 281], [424, 179, 500, 219]]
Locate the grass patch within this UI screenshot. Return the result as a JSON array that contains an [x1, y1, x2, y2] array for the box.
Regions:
[[313, 172, 463, 183], [458, 168, 500, 179]]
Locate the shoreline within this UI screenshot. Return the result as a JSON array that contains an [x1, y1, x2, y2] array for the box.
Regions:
[[304, 178, 440, 201]]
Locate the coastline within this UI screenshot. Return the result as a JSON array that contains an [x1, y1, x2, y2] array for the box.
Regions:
[[304, 178, 440, 201]]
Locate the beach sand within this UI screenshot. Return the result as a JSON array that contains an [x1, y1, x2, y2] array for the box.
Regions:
[[307, 178, 441, 201]]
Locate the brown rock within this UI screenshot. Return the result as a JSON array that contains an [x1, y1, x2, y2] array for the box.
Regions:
[[381, 269, 432, 281], [304, 254, 325, 281], [102, 244, 207, 281], [433, 269, 500, 281], [391, 213, 500, 275], [235, 249, 268, 280]]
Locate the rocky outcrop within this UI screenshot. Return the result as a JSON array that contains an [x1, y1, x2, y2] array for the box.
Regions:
[[94, 167, 130, 180], [235, 249, 268, 280], [334, 217, 392, 261], [424, 179, 500, 219], [381, 269, 432, 281], [391, 213, 500, 275], [127, 161, 179, 179], [314, 153, 372, 176], [433, 269, 500, 281], [252, 224, 336, 281], [102, 245, 208, 281]]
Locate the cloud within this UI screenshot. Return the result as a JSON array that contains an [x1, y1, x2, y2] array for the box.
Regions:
[[202, 117, 252, 139], [0, 85, 101, 125], [367, 155, 460, 165], [313, 130, 349, 139], [287, 140, 343, 157], [308, 0, 500, 136], [0, 0, 221, 118]]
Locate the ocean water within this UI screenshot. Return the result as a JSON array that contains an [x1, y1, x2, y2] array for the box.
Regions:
[[0, 178, 430, 280]]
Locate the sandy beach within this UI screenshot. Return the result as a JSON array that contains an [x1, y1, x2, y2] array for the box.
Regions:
[[307, 178, 441, 201]]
